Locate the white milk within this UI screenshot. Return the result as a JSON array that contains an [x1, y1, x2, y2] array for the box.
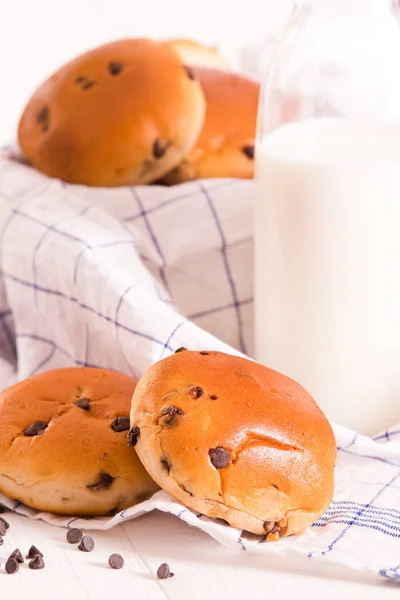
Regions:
[[255, 118, 400, 435]]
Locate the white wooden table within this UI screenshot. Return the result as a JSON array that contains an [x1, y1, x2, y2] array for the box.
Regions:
[[0, 510, 397, 599]]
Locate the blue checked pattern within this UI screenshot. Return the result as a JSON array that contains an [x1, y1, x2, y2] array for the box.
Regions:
[[0, 155, 399, 582]]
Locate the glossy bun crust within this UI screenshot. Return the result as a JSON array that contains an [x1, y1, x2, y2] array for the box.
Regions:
[[130, 350, 336, 538]]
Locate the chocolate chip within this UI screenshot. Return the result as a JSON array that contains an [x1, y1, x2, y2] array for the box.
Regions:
[[109, 61, 123, 75], [75, 398, 90, 410], [36, 106, 49, 132], [161, 456, 171, 473], [189, 386, 203, 399], [153, 139, 167, 159], [183, 65, 195, 80], [210, 395, 218, 401], [108, 553, 124, 569], [199, 351, 209, 355], [127, 426, 140, 447], [24, 421, 47, 437], [161, 406, 183, 425], [242, 145, 255, 159], [66, 528, 83, 544], [75, 76, 86, 84], [8, 549, 23, 564], [0, 521, 7, 536], [26, 545, 43, 559], [29, 555, 45, 570], [157, 563, 174, 579], [175, 347, 187, 353], [0, 517, 10, 531], [209, 447, 230, 469], [87, 472, 114, 491], [111, 416, 130, 432], [5, 558, 18, 574], [78, 535, 94, 552], [263, 521, 274, 533], [81, 80, 95, 90]]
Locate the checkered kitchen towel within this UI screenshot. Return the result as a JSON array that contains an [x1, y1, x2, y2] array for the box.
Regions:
[[0, 154, 399, 582]]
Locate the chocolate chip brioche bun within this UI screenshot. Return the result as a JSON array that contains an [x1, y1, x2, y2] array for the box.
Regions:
[[18, 39, 206, 186], [129, 350, 336, 538], [166, 39, 229, 70], [160, 68, 260, 184], [0, 368, 158, 516]]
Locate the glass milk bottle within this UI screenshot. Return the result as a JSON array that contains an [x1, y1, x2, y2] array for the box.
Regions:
[[254, 0, 400, 435]]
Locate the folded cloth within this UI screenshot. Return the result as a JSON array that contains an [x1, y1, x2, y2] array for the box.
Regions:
[[0, 155, 399, 582]]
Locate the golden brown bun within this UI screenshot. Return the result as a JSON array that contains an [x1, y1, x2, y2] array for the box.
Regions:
[[130, 350, 336, 538], [0, 367, 158, 516], [166, 39, 229, 70], [18, 39, 206, 187], [160, 68, 260, 184]]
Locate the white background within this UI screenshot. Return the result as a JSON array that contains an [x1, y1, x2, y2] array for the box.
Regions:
[[0, 0, 292, 144]]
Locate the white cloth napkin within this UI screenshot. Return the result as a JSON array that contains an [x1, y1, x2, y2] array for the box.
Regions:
[[0, 155, 399, 583]]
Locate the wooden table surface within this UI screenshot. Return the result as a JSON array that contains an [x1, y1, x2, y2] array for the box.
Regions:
[[0, 509, 398, 599]]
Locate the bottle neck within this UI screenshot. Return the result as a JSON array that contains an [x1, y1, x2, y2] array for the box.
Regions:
[[296, 0, 390, 18]]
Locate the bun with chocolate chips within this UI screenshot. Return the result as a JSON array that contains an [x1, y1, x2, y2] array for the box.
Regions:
[[18, 38, 206, 187], [129, 350, 336, 539], [0, 367, 158, 516], [160, 68, 260, 184]]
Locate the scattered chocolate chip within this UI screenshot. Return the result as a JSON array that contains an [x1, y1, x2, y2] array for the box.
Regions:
[[87, 472, 114, 491], [78, 535, 94, 552], [108, 61, 123, 75], [175, 347, 187, 353], [75, 76, 86, 84], [24, 421, 47, 437], [153, 139, 167, 159], [75, 398, 90, 410], [242, 145, 255, 159], [189, 386, 203, 399], [183, 65, 195, 80], [5, 558, 18, 574], [66, 528, 83, 544], [108, 553, 124, 569], [26, 545, 43, 559], [111, 416, 130, 432], [0, 517, 10, 530], [161, 406, 183, 425], [127, 426, 140, 447], [161, 456, 171, 473], [157, 563, 174, 579], [29, 555, 45, 570], [199, 351, 209, 355], [210, 395, 218, 401], [8, 549, 24, 564], [209, 447, 230, 469], [36, 106, 49, 132]]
